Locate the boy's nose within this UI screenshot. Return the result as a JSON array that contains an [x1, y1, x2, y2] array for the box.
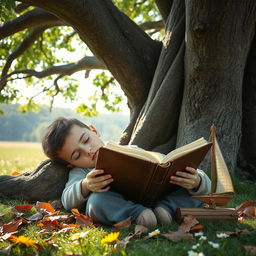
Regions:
[[80, 144, 92, 155]]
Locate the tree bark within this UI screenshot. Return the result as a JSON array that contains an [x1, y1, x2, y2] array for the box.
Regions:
[[177, 0, 256, 172], [238, 34, 256, 179], [0, 160, 69, 201], [129, 0, 185, 153]]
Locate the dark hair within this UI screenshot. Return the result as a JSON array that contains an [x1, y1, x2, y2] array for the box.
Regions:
[[42, 117, 89, 162]]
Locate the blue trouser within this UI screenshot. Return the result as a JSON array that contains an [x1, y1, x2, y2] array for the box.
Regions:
[[85, 189, 203, 226]]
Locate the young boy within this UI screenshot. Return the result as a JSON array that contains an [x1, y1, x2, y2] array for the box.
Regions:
[[42, 117, 211, 228]]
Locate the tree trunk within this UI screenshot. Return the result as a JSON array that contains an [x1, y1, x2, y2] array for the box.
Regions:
[[0, 160, 69, 201], [177, 0, 256, 172], [1, 0, 256, 201], [238, 34, 256, 179]]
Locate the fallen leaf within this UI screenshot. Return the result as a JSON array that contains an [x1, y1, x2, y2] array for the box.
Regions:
[[36, 202, 56, 214], [25, 212, 43, 221], [241, 245, 256, 255], [0, 232, 17, 242], [190, 224, 204, 233], [1, 218, 28, 235], [71, 209, 93, 227], [113, 216, 132, 229], [114, 233, 134, 250], [216, 228, 256, 236], [161, 231, 194, 242], [178, 215, 199, 232], [11, 208, 24, 218], [14, 205, 34, 211], [11, 171, 20, 176], [37, 218, 60, 231]]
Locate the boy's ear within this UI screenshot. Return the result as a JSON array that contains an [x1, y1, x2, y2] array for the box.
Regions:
[[89, 124, 100, 136]]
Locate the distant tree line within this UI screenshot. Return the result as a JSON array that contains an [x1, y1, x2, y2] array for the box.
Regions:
[[0, 104, 129, 142]]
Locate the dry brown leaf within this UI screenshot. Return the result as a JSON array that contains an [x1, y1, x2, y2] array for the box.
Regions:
[[37, 218, 61, 231], [113, 216, 132, 229], [114, 233, 135, 250], [178, 215, 199, 232], [216, 228, 256, 236], [71, 209, 93, 227], [241, 245, 256, 255], [1, 218, 28, 235], [25, 212, 43, 221], [161, 231, 194, 242]]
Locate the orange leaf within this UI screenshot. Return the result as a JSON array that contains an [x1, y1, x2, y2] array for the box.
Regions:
[[190, 224, 204, 233], [15, 205, 33, 211], [1, 218, 28, 235], [113, 216, 131, 229], [36, 202, 55, 214], [37, 218, 60, 231], [11, 171, 20, 176], [71, 209, 93, 227], [236, 201, 256, 212]]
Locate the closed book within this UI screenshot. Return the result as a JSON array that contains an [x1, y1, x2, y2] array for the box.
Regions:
[[96, 138, 212, 206]]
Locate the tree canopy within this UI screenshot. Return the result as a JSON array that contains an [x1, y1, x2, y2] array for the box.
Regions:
[[0, 0, 164, 115]]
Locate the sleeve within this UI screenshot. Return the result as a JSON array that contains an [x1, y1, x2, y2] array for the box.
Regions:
[[61, 167, 90, 210], [189, 169, 211, 195]]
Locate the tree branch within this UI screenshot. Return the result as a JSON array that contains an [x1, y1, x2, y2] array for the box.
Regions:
[[1, 24, 51, 91], [0, 56, 106, 90], [17, 0, 162, 111], [155, 0, 174, 22], [0, 8, 64, 39], [140, 20, 164, 31]]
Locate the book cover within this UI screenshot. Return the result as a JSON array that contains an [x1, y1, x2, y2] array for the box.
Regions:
[[96, 140, 212, 206]]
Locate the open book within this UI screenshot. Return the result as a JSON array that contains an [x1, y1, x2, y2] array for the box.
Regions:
[[96, 138, 212, 206]]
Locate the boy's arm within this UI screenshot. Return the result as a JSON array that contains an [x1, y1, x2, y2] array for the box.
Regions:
[[188, 169, 211, 195], [61, 167, 89, 210]]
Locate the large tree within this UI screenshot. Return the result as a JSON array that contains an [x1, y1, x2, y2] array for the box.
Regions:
[[1, 0, 256, 200]]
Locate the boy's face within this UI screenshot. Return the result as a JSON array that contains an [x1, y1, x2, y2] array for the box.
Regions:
[[57, 124, 104, 168]]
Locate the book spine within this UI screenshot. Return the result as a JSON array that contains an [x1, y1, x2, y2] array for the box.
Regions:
[[143, 163, 171, 206]]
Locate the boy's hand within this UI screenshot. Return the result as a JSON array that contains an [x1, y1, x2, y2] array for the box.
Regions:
[[81, 169, 113, 195], [169, 167, 201, 190]]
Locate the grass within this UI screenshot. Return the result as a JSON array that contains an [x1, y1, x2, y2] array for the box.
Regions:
[[0, 142, 256, 256]]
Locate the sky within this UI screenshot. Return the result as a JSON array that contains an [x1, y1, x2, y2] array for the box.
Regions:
[[14, 56, 130, 115]]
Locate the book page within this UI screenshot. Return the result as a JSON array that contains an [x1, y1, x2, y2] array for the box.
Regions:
[[162, 137, 208, 163], [105, 142, 164, 163]]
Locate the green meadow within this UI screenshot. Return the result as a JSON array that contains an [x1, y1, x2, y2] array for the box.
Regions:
[[0, 142, 255, 256]]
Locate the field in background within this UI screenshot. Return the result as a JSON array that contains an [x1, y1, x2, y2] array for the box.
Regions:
[[0, 141, 46, 175]]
